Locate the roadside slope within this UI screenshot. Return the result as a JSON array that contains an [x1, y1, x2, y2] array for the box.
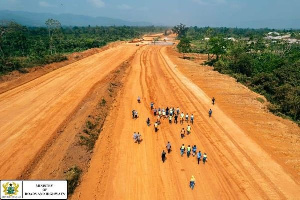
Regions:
[[166, 47, 300, 181]]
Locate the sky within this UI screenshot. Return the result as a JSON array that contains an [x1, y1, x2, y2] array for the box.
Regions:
[[1, 0, 300, 28]]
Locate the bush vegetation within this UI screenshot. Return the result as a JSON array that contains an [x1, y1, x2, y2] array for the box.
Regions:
[[65, 166, 82, 195], [0, 20, 167, 75], [175, 25, 300, 123]]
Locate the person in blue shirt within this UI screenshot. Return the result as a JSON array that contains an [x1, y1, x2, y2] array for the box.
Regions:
[[192, 145, 197, 156], [209, 109, 212, 117], [190, 114, 194, 124], [197, 151, 202, 164]]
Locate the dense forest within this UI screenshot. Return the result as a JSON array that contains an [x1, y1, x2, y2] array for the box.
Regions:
[[0, 20, 166, 74], [174, 24, 300, 123]]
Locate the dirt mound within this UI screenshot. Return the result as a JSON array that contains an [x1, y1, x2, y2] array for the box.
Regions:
[[0, 41, 124, 94]]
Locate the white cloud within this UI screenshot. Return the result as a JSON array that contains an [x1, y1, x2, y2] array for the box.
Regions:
[[39, 1, 55, 7], [88, 0, 105, 8], [117, 4, 132, 10], [192, 0, 226, 6]]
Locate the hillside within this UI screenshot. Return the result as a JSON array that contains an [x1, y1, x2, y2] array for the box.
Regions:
[[0, 10, 152, 27]]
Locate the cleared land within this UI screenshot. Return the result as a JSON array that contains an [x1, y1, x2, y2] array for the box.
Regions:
[[0, 37, 299, 199]]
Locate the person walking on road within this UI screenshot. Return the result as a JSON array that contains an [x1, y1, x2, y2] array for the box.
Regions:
[[162, 150, 166, 163], [197, 151, 202, 164], [190, 176, 196, 190], [132, 110, 135, 119], [151, 102, 154, 110], [174, 114, 178, 124], [169, 115, 172, 124], [187, 125, 191, 135], [192, 145, 197, 156], [177, 107, 180, 115], [162, 109, 166, 119], [208, 109, 212, 117], [180, 112, 184, 124], [133, 132, 137, 142], [137, 96, 141, 103], [203, 153, 207, 164], [185, 113, 189, 122], [154, 122, 158, 132], [157, 115, 161, 124], [137, 132, 141, 144], [212, 97, 215, 105], [180, 144, 185, 156], [153, 108, 157, 116], [190, 114, 194, 124], [187, 145, 191, 158], [166, 141, 171, 153], [180, 128, 185, 139], [158, 109, 162, 117], [146, 118, 151, 126]]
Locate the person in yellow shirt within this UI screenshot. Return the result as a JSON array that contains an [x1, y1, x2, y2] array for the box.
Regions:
[[190, 175, 196, 189], [180, 144, 185, 156], [203, 153, 208, 164], [187, 125, 191, 135], [187, 145, 191, 157]]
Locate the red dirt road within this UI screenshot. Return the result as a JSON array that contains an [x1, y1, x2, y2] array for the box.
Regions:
[[0, 44, 138, 179], [71, 45, 300, 199], [1, 40, 299, 199]]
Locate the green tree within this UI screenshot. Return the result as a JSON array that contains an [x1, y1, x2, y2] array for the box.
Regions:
[[177, 37, 191, 58], [172, 23, 188, 38], [209, 36, 227, 60], [45, 19, 61, 54]]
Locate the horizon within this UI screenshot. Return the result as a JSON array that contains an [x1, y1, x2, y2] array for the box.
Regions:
[[0, 0, 300, 29]]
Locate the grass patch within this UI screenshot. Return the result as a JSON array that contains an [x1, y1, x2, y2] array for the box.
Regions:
[[86, 120, 95, 130], [65, 166, 82, 195], [100, 98, 106, 106], [79, 132, 98, 151], [79, 118, 100, 151]]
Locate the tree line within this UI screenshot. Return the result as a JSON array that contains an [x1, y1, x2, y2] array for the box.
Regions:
[[174, 24, 300, 123], [0, 20, 167, 74]]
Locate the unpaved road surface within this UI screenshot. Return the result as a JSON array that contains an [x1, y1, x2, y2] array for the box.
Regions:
[[0, 44, 138, 178], [72, 45, 300, 199], [1, 40, 300, 199]]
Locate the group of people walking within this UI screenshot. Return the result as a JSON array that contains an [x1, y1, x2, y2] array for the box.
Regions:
[[179, 144, 207, 164], [152, 106, 195, 124], [180, 125, 192, 139], [132, 132, 142, 144], [132, 97, 215, 190]]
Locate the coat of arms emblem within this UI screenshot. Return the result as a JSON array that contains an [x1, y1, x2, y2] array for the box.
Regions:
[[2, 182, 19, 196]]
